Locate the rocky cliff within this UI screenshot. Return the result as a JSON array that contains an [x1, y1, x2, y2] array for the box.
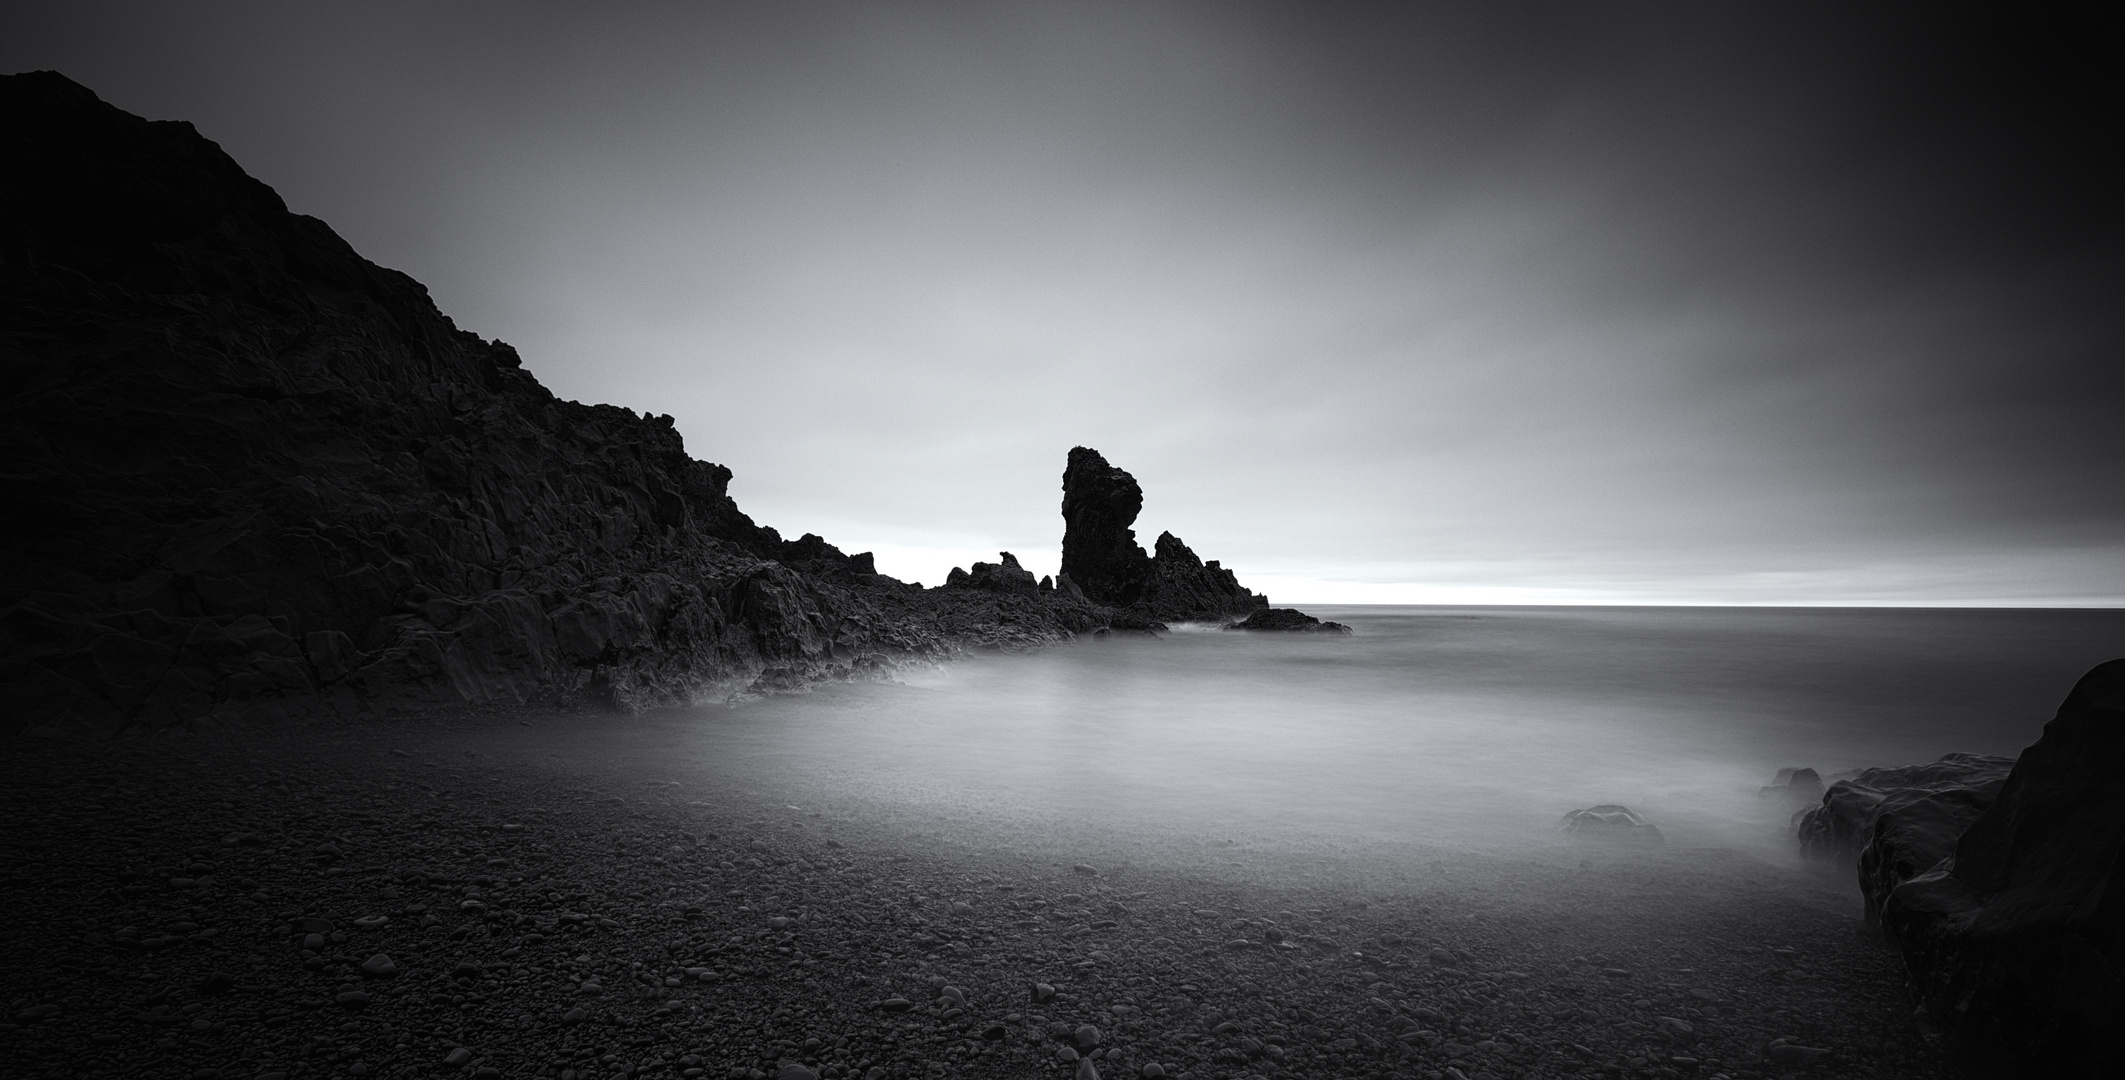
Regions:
[[1792, 662, 2125, 1076], [0, 72, 1130, 736], [1055, 446, 1268, 621]]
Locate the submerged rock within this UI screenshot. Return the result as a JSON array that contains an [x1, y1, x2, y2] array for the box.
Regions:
[[1226, 608, 1352, 633], [1875, 659, 2125, 1076], [1758, 766, 1825, 802], [1560, 805, 1664, 845]]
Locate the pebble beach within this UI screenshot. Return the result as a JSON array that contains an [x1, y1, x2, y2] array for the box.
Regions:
[[0, 707, 1962, 1080]]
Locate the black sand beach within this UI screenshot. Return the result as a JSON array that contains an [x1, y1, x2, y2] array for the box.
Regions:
[[1, 707, 1959, 1080]]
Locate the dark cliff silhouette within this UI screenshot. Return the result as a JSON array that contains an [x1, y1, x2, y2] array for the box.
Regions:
[[0, 71, 1144, 734]]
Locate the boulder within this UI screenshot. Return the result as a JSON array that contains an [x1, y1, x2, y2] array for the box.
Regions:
[[1874, 659, 2125, 1076], [1560, 805, 1663, 845], [1226, 608, 1352, 634]]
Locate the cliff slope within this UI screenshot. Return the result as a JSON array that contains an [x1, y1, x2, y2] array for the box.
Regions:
[[0, 71, 1121, 735]]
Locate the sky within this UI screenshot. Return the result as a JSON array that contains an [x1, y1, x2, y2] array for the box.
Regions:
[[7, 2, 2122, 604]]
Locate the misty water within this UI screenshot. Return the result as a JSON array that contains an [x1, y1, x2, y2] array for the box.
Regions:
[[623, 606, 2125, 865]]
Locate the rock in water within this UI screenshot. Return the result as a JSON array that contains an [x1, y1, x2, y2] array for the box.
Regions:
[[1559, 805, 1664, 845], [1874, 658, 2125, 1076], [1058, 447, 1270, 621], [1795, 754, 2015, 862], [1226, 608, 1352, 633]]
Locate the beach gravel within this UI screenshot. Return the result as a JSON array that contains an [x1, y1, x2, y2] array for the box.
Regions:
[[0, 712, 1961, 1080]]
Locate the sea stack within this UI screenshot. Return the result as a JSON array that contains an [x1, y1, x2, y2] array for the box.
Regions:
[[1058, 447, 1269, 621]]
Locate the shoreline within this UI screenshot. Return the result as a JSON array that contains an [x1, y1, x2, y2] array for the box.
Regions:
[[0, 708, 1959, 1080]]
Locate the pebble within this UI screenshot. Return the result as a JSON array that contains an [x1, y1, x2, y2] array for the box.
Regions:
[[359, 953, 398, 978], [1074, 1023, 1102, 1049], [1056, 1046, 1080, 1063], [444, 1048, 473, 1067]]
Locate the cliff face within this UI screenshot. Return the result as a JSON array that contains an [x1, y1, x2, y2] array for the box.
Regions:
[[0, 72, 1113, 735], [1056, 447, 1267, 621]]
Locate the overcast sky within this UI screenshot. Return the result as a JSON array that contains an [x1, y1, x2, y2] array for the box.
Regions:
[[8, 2, 2121, 604]]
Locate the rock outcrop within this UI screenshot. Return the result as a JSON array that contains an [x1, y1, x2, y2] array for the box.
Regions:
[[1871, 660, 2125, 1076], [0, 72, 1133, 735], [1794, 754, 2015, 863], [1058, 447, 1268, 621], [1226, 608, 1352, 633]]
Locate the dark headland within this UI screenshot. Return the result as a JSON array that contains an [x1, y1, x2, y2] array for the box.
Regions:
[[3, 71, 2119, 1080], [0, 71, 1317, 742]]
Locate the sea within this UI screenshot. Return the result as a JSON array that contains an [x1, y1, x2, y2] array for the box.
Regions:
[[634, 606, 2125, 865]]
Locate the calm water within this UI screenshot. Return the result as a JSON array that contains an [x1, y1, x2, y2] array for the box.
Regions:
[[659, 606, 2125, 861]]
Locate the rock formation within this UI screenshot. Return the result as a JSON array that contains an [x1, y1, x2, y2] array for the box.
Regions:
[[944, 553, 1038, 596], [1794, 754, 2014, 863], [0, 72, 1134, 735], [1788, 661, 2125, 1074], [1058, 447, 1268, 621], [1871, 660, 2125, 1076]]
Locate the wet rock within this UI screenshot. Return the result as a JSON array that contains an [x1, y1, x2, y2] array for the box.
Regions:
[[1559, 805, 1664, 845], [1795, 753, 2014, 862]]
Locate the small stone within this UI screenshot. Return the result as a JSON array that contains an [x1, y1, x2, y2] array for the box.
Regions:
[[1075, 1024, 1102, 1049], [578, 981, 605, 996], [360, 954, 398, 978], [302, 933, 326, 952], [1074, 1057, 1102, 1080], [938, 985, 967, 1006], [1031, 982, 1056, 1002], [879, 998, 912, 1013], [1767, 1043, 1832, 1065], [562, 1007, 588, 1024], [1073, 864, 1097, 875], [1056, 1047, 1080, 1063], [774, 1066, 817, 1080], [353, 915, 389, 930], [334, 991, 370, 1009], [444, 1047, 473, 1067], [451, 962, 484, 981], [1140, 1066, 1166, 1079]]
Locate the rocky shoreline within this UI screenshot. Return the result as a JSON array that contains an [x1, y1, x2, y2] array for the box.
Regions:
[[0, 709, 1962, 1080], [0, 72, 1302, 740]]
